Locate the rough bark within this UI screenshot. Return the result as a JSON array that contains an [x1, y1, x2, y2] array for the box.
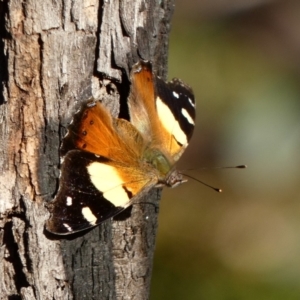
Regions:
[[0, 0, 174, 299]]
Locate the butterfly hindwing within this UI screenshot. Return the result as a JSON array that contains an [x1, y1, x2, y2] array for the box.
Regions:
[[61, 101, 137, 163]]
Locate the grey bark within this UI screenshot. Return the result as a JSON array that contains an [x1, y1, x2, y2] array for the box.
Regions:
[[0, 0, 174, 299]]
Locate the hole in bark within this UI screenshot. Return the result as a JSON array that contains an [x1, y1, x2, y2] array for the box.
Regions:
[[8, 295, 22, 300], [118, 71, 130, 120]]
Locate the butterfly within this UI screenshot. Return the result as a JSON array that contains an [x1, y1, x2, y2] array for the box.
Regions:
[[46, 60, 196, 235]]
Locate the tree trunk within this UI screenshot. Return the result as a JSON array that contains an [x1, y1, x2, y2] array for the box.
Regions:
[[0, 0, 174, 299]]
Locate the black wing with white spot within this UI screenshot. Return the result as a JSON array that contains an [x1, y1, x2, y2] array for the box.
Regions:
[[46, 150, 129, 234], [156, 77, 196, 146]]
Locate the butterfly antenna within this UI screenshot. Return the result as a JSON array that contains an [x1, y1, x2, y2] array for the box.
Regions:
[[213, 165, 247, 169], [182, 165, 247, 171], [181, 173, 222, 193]]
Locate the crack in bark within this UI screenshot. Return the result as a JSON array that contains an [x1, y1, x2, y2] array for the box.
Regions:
[[3, 220, 30, 293], [0, 0, 9, 105], [2, 198, 39, 299]]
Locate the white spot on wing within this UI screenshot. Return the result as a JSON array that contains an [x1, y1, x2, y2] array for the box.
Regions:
[[156, 97, 187, 146], [173, 91, 179, 98], [82, 207, 97, 225], [66, 196, 72, 206], [181, 108, 195, 125], [188, 97, 195, 107], [63, 223, 73, 232], [87, 163, 130, 207]]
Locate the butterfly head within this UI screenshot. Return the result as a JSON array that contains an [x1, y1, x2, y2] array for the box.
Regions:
[[155, 169, 186, 188], [166, 169, 187, 188]]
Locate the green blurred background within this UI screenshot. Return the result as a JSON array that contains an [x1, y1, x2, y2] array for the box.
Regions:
[[151, 0, 300, 299]]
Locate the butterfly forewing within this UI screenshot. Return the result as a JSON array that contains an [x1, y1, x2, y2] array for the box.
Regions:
[[129, 61, 196, 162], [158, 78, 195, 142]]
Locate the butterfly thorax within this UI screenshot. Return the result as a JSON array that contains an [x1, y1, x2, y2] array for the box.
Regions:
[[143, 147, 185, 188]]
